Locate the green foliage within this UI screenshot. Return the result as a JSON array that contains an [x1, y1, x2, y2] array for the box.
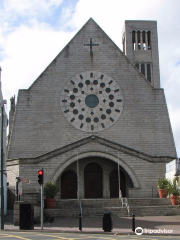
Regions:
[[44, 181, 60, 199], [156, 178, 170, 189], [168, 181, 180, 196]]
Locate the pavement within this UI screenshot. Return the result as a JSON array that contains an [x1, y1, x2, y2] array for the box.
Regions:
[[3, 210, 180, 235]]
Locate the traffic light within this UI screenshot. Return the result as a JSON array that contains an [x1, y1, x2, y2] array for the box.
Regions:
[[38, 169, 43, 185]]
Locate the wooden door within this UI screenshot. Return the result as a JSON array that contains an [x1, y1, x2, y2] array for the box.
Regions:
[[110, 170, 119, 198], [110, 170, 126, 198], [61, 170, 77, 199], [84, 163, 102, 198]]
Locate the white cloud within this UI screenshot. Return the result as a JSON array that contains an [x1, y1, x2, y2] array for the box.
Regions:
[[1, 22, 75, 99], [3, 0, 63, 16]]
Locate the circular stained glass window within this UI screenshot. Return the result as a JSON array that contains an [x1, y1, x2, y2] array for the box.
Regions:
[[60, 71, 124, 132], [93, 80, 98, 85], [85, 80, 90, 85], [85, 94, 99, 108]]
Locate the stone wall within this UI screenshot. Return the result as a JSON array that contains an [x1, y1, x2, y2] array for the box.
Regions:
[[7, 136, 168, 203]]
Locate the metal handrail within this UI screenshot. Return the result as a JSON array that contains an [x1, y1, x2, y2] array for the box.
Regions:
[[119, 190, 130, 217], [124, 198, 130, 217]]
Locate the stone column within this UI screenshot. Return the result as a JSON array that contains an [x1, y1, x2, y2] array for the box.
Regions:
[[135, 31, 138, 51], [145, 31, 148, 50], [140, 31, 143, 50]]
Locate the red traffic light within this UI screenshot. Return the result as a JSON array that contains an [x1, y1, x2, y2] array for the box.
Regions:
[[38, 169, 43, 185], [38, 170, 43, 175]]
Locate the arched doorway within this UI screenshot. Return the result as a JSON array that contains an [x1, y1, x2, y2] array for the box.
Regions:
[[110, 169, 126, 198], [84, 163, 102, 198], [61, 170, 77, 199]]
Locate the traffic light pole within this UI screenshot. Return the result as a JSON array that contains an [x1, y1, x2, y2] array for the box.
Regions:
[[41, 184, 43, 230], [37, 168, 44, 229]]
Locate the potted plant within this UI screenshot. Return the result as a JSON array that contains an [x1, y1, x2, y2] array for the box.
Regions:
[[156, 178, 170, 198], [44, 181, 60, 208], [168, 181, 180, 205]]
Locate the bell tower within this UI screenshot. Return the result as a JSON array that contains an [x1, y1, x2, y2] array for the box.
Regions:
[[122, 20, 160, 88]]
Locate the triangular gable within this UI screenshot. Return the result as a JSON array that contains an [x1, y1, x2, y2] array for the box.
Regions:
[[7, 135, 175, 165]]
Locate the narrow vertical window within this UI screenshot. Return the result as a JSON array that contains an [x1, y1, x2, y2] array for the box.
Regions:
[[147, 31, 151, 50], [135, 63, 139, 69], [141, 63, 145, 76], [132, 30, 136, 50], [147, 63, 151, 82], [122, 36, 125, 53], [142, 31, 146, 50], [137, 31, 141, 49]]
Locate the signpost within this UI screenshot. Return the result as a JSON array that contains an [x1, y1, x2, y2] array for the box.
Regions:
[[20, 178, 30, 184], [18, 182, 22, 197], [16, 178, 30, 201]]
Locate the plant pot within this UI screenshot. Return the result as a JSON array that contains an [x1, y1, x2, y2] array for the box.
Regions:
[[45, 198, 56, 208], [170, 195, 179, 205], [158, 189, 168, 198]]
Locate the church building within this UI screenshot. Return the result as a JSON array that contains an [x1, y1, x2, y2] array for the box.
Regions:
[[7, 19, 177, 204]]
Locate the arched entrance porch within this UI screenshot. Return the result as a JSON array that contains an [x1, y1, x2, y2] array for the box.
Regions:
[[55, 152, 140, 199]]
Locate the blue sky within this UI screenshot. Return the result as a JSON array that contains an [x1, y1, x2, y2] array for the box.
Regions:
[[0, 0, 180, 157]]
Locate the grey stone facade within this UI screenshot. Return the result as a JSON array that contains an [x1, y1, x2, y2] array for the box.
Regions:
[[7, 18, 177, 203]]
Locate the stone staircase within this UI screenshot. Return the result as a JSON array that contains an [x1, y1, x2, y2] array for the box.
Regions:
[[44, 198, 180, 218], [128, 198, 180, 216], [81, 199, 128, 217], [44, 199, 128, 218]]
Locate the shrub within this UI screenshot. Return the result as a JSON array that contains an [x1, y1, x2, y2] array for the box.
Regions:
[[44, 181, 60, 199], [156, 178, 170, 189], [168, 181, 180, 196]]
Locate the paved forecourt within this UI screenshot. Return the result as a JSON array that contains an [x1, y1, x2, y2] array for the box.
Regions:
[[1, 231, 180, 240], [3, 215, 180, 236]]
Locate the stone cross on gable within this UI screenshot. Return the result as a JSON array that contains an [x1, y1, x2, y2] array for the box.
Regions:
[[84, 38, 99, 55]]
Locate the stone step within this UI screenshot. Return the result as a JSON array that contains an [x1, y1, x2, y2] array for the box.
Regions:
[[82, 207, 128, 217], [129, 205, 180, 217], [128, 198, 171, 206], [127, 198, 179, 216], [44, 206, 128, 218], [45, 198, 178, 218], [81, 199, 121, 208], [55, 199, 79, 208], [55, 198, 122, 208], [51, 198, 125, 218]]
